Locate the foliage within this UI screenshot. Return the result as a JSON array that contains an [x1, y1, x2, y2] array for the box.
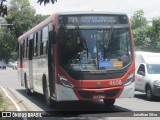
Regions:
[[131, 10, 160, 52], [37, 0, 57, 5], [32, 14, 50, 26], [0, 28, 17, 61], [131, 9, 147, 29], [0, 93, 9, 111], [8, 0, 36, 38], [0, 0, 49, 61]]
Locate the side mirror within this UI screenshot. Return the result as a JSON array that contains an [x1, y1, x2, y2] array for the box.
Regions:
[[138, 71, 145, 76]]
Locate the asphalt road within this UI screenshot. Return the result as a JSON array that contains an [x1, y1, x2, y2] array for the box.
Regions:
[[0, 67, 160, 120]]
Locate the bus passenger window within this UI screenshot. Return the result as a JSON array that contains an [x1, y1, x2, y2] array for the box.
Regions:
[[26, 38, 29, 59], [38, 30, 42, 56], [42, 26, 49, 55], [34, 32, 38, 57], [23, 38, 28, 59], [22, 40, 25, 59]]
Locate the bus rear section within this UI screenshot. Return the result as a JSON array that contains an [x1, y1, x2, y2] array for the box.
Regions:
[[55, 12, 135, 106]]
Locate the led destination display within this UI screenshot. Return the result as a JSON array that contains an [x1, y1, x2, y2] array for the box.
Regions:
[[59, 15, 128, 25]]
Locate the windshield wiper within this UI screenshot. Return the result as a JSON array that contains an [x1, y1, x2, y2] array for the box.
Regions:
[[104, 25, 114, 50], [75, 26, 89, 59]]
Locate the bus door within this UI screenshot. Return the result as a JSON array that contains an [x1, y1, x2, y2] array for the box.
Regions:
[[48, 22, 56, 97], [19, 42, 24, 86]]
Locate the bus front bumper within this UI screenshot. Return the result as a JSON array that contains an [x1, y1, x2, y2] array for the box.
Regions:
[[56, 83, 134, 101]]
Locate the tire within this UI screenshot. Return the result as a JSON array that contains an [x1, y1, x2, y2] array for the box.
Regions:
[[24, 74, 31, 95], [145, 86, 154, 101], [43, 78, 53, 108], [103, 99, 115, 106]]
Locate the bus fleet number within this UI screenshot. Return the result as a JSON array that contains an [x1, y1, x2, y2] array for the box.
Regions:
[[109, 80, 122, 86]]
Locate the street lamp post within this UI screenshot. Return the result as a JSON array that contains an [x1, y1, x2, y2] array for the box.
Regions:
[[0, 18, 13, 28]]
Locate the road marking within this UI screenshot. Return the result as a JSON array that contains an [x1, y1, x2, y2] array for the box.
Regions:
[[0, 86, 28, 120]]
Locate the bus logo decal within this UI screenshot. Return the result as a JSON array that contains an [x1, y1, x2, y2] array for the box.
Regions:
[[97, 82, 102, 87]]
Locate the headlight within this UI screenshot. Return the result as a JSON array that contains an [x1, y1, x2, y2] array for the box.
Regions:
[[58, 74, 74, 88], [123, 71, 135, 86], [153, 80, 160, 86]]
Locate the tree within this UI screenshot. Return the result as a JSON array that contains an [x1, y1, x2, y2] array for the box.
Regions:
[[131, 9, 147, 29], [32, 14, 50, 26], [131, 9, 160, 52], [0, 0, 49, 61], [8, 0, 36, 38], [8, 0, 49, 38], [151, 18, 160, 51], [132, 26, 151, 51], [0, 27, 17, 61], [131, 10, 149, 51]]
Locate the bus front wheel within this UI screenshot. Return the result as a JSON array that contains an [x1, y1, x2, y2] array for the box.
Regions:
[[103, 99, 115, 106]]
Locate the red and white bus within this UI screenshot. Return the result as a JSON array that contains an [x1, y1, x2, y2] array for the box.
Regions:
[[18, 12, 135, 107]]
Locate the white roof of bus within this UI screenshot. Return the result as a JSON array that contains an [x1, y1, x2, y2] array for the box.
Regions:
[[136, 51, 160, 64], [57, 11, 127, 15]]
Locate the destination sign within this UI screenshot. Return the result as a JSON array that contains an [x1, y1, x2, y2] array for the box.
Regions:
[[59, 15, 128, 26]]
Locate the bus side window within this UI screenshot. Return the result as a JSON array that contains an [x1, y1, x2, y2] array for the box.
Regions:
[[26, 38, 29, 59], [28, 34, 33, 60], [22, 40, 25, 59], [41, 26, 49, 55], [49, 22, 55, 44], [19, 43, 23, 61], [23, 39, 28, 59], [33, 32, 38, 57], [37, 30, 42, 56]]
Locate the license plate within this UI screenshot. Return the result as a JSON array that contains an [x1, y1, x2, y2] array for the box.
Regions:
[[93, 95, 105, 99]]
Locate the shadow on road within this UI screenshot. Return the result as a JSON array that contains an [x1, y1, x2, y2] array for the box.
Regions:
[[16, 89, 132, 117], [134, 92, 160, 102]]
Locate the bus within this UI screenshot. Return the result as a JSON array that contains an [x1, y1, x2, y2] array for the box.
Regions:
[[18, 11, 135, 107]]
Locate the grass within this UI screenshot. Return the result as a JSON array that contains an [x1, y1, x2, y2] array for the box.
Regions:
[[0, 92, 9, 111], [0, 89, 17, 120]]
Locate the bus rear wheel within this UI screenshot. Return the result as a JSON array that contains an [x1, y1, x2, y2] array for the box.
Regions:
[[103, 99, 115, 106], [43, 79, 53, 108], [24, 74, 31, 95]]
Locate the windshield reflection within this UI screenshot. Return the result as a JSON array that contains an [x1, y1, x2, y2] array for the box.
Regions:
[[58, 27, 131, 71]]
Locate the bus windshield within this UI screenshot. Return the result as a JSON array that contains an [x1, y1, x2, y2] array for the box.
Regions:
[[58, 27, 132, 71]]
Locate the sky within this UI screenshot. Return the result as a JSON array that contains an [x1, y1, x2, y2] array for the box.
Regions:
[[29, 0, 160, 19]]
